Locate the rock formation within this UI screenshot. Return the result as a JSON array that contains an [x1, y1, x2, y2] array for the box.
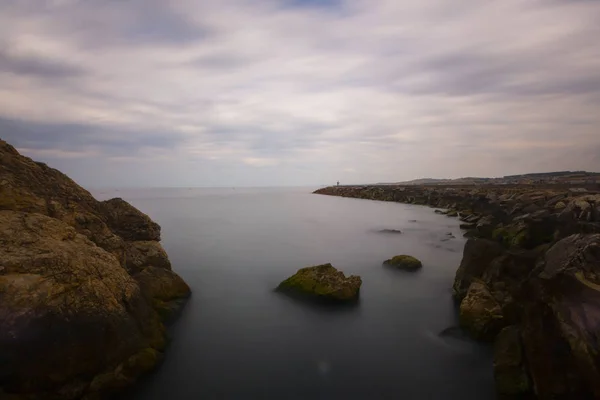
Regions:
[[0, 139, 190, 399], [315, 184, 600, 399], [277, 263, 362, 302], [382, 255, 423, 271]]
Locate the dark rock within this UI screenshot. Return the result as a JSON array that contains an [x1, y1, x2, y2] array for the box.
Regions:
[[101, 198, 161, 242], [453, 239, 504, 301], [0, 139, 190, 399], [377, 229, 402, 234], [493, 326, 530, 396], [383, 255, 423, 271], [459, 281, 506, 340]]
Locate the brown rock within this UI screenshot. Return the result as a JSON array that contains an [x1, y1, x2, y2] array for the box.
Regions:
[[0, 139, 190, 398], [0, 211, 164, 395], [125, 241, 172, 274], [101, 198, 161, 242], [459, 281, 505, 340]]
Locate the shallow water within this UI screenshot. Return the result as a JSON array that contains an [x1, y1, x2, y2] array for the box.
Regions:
[[93, 187, 494, 399]]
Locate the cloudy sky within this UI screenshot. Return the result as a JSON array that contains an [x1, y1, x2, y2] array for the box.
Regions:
[[1, 0, 599, 187]]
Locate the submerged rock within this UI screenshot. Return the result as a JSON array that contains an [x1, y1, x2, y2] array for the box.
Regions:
[[377, 228, 402, 234], [383, 255, 423, 271], [277, 264, 362, 302]]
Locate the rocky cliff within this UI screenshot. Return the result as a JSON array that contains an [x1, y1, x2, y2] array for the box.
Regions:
[[315, 185, 600, 399], [0, 139, 190, 399]]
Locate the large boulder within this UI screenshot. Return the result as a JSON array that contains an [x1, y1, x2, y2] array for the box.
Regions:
[[459, 281, 505, 340], [134, 267, 191, 321], [0, 141, 126, 262], [125, 241, 172, 274], [452, 239, 504, 301], [101, 198, 161, 242], [519, 234, 600, 398], [0, 139, 190, 398], [0, 211, 165, 397], [382, 255, 423, 271], [277, 264, 361, 302]]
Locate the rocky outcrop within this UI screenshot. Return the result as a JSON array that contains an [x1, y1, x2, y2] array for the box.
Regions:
[[459, 281, 505, 340], [315, 184, 600, 399], [277, 264, 362, 302], [382, 255, 423, 271], [0, 139, 190, 399]]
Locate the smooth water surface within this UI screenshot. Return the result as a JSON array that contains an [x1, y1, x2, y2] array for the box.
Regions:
[[93, 187, 494, 400]]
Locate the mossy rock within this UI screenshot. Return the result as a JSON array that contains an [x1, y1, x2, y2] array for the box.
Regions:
[[446, 210, 458, 217], [459, 281, 505, 340], [492, 222, 554, 249], [383, 255, 423, 271], [277, 263, 361, 302]]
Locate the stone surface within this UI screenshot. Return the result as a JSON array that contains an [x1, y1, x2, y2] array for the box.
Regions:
[[453, 239, 504, 301], [0, 211, 165, 395], [493, 326, 530, 395], [0, 139, 190, 399], [101, 198, 161, 242], [382, 255, 423, 271], [277, 263, 362, 302], [459, 281, 505, 340]]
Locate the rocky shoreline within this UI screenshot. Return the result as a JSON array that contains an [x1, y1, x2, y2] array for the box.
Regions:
[[0, 140, 191, 399], [315, 185, 600, 399]]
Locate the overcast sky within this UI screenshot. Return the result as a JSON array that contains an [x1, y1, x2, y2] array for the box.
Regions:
[[1, 0, 599, 187]]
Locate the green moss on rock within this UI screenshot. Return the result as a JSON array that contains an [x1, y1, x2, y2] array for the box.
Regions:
[[277, 263, 361, 302], [383, 255, 423, 271], [459, 281, 505, 340]]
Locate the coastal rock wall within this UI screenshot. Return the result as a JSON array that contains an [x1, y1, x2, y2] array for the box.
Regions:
[[0, 139, 191, 399], [315, 185, 600, 399]]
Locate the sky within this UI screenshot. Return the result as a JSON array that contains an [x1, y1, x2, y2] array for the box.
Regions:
[[0, 0, 599, 188]]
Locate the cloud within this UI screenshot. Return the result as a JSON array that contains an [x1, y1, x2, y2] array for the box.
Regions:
[[0, 48, 85, 78], [0, 0, 599, 187]]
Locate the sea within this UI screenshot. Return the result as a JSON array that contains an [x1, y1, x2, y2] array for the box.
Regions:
[[92, 187, 494, 400]]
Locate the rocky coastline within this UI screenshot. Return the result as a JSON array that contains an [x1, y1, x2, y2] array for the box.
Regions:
[[315, 185, 600, 399], [0, 139, 191, 399]]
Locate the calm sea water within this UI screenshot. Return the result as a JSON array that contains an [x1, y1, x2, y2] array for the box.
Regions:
[[93, 187, 494, 400]]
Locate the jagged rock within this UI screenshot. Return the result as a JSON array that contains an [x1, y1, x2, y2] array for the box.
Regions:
[[383, 255, 423, 271], [459, 223, 476, 230], [518, 234, 600, 398], [134, 267, 191, 321], [0, 139, 190, 398], [0, 211, 165, 395], [101, 198, 161, 242], [453, 239, 504, 301], [475, 215, 496, 237], [125, 241, 172, 274], [459, 281, 505, 340], [277, 264, 361, 302], [493, 326, 530, 395]]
